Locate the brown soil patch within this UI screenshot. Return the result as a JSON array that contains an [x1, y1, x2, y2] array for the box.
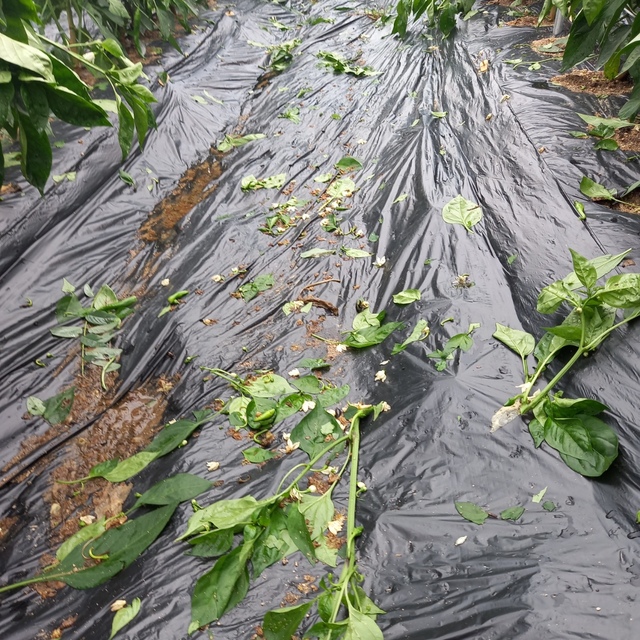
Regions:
[[0, 515, 19, 542], [326, 531, 345, 550], [0, 183, 21, 196], [281, 592, 300, 606], [139, 152, 223, 245], [610, 189, 640, 215], [614, 126, 640, 151], [2, 367, 119, 481], [504, 16, 554, 27], [531, 36, 565, 56], [46, 378, 170, 549], [295, 574, 318, 595], [307, 471, 339, 495], [49, 614, 78, 639], [551, 70, 632, 96]]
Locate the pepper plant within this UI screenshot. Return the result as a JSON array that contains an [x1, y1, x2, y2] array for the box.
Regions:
[[1, 0, 157, 191], [393, 0, 475, 37], [539, 1, 640, 119], [492, 249, 640, 477]]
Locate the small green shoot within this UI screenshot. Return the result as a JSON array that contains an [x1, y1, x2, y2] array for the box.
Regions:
[[428, 323, 480, 371], [279, 106, 301, 123], [391, 319, 429, 355], [118, 170, 136, 188], [50, 280, 136, 388]]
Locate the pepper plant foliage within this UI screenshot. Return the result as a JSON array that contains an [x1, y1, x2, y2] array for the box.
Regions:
[[492, 249, 640, 477], [393, 0, 475, 37], [539, 0, 640, 119], [180, 370, 388, 638], [1, 367, 389, 638], [0, 0, 166, 192], [35, 0, 206, 54]]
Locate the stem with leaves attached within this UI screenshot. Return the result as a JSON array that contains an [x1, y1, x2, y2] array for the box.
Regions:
[[327, 409, 366, 627]]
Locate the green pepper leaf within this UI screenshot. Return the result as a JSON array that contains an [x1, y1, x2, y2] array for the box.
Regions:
[[569, 248, 597, 289], [392, 288, 421, 305], [500, 506, 525, 521], [132, 473, 212, 509], [454, 501, 489, 525], [543, 414, 618, 477], [189, 532, 256, 632], [290, 402, 343, 459], [493, 323, 535, 358], [442, 195, 483, 232], [109, 598, 141, 640], [263, 602, 313, 640]]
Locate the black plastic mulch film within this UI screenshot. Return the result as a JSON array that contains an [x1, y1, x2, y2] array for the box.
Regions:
[[1, 1, 639, 638]]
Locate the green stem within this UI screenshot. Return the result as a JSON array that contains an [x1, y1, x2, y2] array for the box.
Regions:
[[37, 34, 106, 77], [275, 435, 350, 500], [527, 350, 555, 391], [80, 320, 87, 377], [65, 0, 77, 46], [523, 311, 639, 413], [310, 333, 339, 345], [0, 572, 70, 594], [524, 310, 588, 414], [328, 410, 366, 626], [200, 367, 246, 393], [56, 475, 91, 485], [521, 355, 529, 383]]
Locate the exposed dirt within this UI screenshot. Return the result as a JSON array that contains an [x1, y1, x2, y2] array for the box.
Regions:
[[295, 574, 318, 595], [504, 16, 554, 27], [0, 515, 19, 542], [550, 70, 632, 96], [2, 367, 119, 479], [139, 151, 223, 245], [326, 530, 346, 550], [614, 126, 640, 151], [48, 614, 78, 639], [45, 378, 171, 549], [531, 36, 565, 56], [0, 183, 21, 196], [610, 189, 640, 215]]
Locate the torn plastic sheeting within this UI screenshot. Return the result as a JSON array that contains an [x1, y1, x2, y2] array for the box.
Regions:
[[1, 2, 640, 639]]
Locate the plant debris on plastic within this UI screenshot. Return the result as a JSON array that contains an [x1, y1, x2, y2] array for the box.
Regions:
[[2, 1, 640, 639]]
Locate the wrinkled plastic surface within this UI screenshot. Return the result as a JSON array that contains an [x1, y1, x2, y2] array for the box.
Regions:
[[1, 1, 640, 638]]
